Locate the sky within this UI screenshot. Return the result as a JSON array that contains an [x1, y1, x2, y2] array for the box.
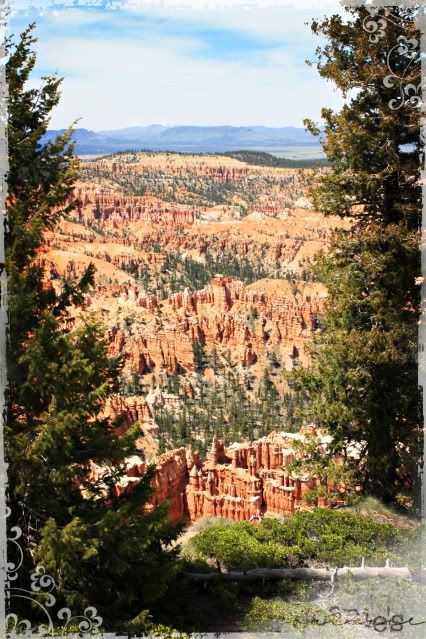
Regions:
[[9, 0, 347, 131]]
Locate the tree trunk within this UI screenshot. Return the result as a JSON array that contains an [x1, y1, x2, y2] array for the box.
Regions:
[[382, 173, 400, 225], [184, 566, 411, 582]]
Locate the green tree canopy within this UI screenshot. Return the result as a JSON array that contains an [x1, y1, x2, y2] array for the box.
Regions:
[[190, 510, 408, 571], [290, 6, 422, 503], [5, 24, 180, 628]]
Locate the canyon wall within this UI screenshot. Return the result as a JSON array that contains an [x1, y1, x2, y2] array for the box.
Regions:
[[71, 187, 196, 226], [105, 275, 326, 377], [117, 431, 327, 524]]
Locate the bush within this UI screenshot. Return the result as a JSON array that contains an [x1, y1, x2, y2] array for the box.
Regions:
[[242, 578, 426, 634], [243, 596, 329, 632], [190, 509, 409, 570]]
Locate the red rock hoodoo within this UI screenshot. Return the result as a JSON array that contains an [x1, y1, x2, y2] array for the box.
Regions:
[[116, 431, 327, 524]]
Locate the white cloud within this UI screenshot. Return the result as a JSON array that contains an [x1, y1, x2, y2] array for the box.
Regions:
[[10, 2, 347, 130], [124, 1, 347, 42]]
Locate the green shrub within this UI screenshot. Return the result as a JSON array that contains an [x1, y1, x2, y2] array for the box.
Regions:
[[190, 508, 410, 570], [243, 596, 331, 632]]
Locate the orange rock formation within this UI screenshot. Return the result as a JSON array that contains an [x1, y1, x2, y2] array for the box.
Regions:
[[116, 432, 326, 524], [101, 394, 160, 457], [104, 276, 325, 376]]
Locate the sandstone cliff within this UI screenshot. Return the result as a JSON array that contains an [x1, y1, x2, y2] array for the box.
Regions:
[[114, 431, 328, 524], [104, 276, 325, 377]]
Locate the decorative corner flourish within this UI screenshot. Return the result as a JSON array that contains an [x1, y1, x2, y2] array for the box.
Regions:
[[5, 508, 103, 637], [362, 7, 422, 111]]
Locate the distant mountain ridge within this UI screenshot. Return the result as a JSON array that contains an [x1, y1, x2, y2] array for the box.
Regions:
[[41, 125, 322, 156]]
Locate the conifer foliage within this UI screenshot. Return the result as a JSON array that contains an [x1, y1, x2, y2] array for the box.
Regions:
[[5, 24, 179, 628], [291, 7, 422, 503]]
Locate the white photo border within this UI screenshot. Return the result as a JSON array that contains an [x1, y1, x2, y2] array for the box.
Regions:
[[0, 0, 424, 636]]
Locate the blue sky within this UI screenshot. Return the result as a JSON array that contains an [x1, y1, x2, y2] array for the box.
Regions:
[[9, 1, 346, 130]]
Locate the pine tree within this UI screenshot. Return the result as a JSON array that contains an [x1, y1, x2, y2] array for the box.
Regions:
[[290, 7, 422, 503], [192, 338, 206, 370], [6, 24, 180, 627]]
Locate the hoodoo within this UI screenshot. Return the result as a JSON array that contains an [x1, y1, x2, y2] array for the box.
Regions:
[[115, 431, 330, 524]]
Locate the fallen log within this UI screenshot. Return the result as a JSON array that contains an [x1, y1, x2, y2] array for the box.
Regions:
[[184, 565, 412, 582]]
